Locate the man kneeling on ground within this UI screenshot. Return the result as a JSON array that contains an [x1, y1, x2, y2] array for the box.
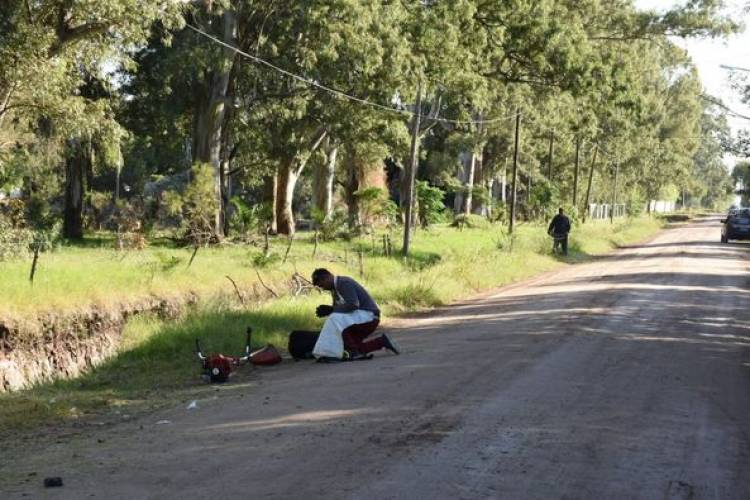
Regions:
[[311, 268, 399, 360]]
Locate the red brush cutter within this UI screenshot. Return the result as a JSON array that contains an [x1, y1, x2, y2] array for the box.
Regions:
[[196, 327, 282, 383]]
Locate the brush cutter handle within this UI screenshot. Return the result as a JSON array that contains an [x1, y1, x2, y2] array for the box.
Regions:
[[195, 339, 206, 360], [237, 327, 253, 362]]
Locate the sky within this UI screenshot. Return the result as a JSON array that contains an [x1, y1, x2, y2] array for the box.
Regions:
[[634, 0, 750, 166]]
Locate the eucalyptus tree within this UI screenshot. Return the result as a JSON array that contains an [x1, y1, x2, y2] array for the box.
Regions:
[[0, 0, 183, 238]]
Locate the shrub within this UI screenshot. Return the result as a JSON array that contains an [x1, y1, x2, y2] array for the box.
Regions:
[[416, 181, 446, 229], [113, 201, 147, 250], [165, 163, 218, 245], [0, 199, 26, 227], [312, 208, 349, 241], [494, 229, 515, 251], [229, 198, 273, 242], [354, 187, 400, 231], [0, 219, 33, 261], [451, 213, 492, 230], [389, 280, 442, 309]]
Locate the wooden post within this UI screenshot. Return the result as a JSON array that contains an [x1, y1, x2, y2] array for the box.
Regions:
[[572, 137, 581, 208], [582, 145, 598, 223], [509, 109, 521, 234], [282, 235, 294, 263], [29, 245, 40, 284], [547, 132, 554, 180], [402, 80, 423, 256]]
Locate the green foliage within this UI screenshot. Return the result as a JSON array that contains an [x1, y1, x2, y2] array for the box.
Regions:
[[229, 198, 273, 241], [313, 209, 349, 242], [528, 180, 560, 221], [165, 163, 218, 245], [0, 219, 33, 261], [354, 187, 400, 230], [416, 181, 447, 229], [452, 213, 492, 230], [250, 251, 281, 268]]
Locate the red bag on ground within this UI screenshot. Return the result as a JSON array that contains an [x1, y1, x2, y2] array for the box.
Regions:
[[250, 344, 282, 366]]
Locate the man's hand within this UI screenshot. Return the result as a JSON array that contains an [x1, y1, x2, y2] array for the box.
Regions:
[[316, 305, 333, 318]]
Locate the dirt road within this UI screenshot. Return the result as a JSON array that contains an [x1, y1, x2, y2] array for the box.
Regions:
[[3, 217, 749, 499]]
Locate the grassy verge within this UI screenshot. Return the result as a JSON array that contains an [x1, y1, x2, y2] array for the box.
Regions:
[[0, 216, 662, 433]]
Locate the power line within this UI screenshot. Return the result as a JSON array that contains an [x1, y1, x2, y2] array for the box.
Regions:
[[187, 24, 518, 126], [701, 94, 750, 121]]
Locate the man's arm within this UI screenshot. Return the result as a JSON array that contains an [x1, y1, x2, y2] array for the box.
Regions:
[[548, 217, 556, 234], [332, 280, 360, 313]]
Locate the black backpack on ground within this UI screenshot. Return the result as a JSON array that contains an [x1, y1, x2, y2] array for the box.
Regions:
[[288, 330, 320, 360]]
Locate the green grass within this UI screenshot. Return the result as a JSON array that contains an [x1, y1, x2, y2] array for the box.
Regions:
[[0, 216, 662, 433]]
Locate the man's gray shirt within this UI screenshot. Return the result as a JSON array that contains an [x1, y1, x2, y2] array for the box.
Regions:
[[332, 276, 380, 317]]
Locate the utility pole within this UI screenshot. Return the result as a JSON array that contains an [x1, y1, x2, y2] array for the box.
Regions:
[[572, 137, 580, 208], [547, 132, 554, 180], [402, 80, 422, 257], [509, 109, 521, 234], [610, 161, 618, 224]]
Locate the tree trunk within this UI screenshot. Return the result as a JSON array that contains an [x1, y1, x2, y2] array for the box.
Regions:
[[276, 159, 299, 236], [453, 161, 465, 214], [572, 137, 581, 208], [462, 151, 476, 216], [509, 110, 521, 234], [312, 143, 337, 219], [191, 11, 237, 241], [274, 130, 328, 235], [220, 155, 229, 236], [0, 85, 13, 129], [263, 174, 277, 233], [402, 81, 422, 256], [342, 148, 360, 230], [582, 145, 598, 223], [63, 138, 87, 239], [472, 151, 489, 215]]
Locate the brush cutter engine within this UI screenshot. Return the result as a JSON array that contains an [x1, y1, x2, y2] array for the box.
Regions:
[[196, 328, 252, 383], [195, 327, 282, 383]]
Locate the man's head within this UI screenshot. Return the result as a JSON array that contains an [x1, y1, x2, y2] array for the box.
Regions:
[[312, 268, 335, 290], [558, 208, 564, 215]]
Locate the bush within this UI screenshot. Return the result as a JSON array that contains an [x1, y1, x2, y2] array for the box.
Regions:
[[354, 187, 400, 231], [389, 280, 442, 309], [416, 181, 446, 229], [529, 180, 560, 221], [113, 201, 147, 250], [494, 229, 515, 251], [0, 219, 33, 261], [451, 213, 492, 230], [250, 250, 280, 268], [165, 163, 219, 245], [312, 208, 349, 241], [0, 199, 26, 227], [229, 198, 273, 242]]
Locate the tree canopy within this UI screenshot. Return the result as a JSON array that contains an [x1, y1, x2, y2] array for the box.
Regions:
[[0, 0, 741, 244]]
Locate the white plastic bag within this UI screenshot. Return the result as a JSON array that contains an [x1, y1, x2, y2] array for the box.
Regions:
[[312, 311, 375, 359]]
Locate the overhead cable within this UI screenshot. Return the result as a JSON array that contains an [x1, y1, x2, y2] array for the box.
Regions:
[[187, 24, 518, 126]]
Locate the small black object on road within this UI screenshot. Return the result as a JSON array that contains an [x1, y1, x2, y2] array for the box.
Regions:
[[44, 477, 63, 488]]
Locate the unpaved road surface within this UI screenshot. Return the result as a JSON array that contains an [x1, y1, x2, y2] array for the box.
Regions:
[[2, 217, 750, 499]]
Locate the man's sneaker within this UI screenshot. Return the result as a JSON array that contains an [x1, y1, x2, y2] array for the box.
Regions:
[[382, 334, 400, 355]]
